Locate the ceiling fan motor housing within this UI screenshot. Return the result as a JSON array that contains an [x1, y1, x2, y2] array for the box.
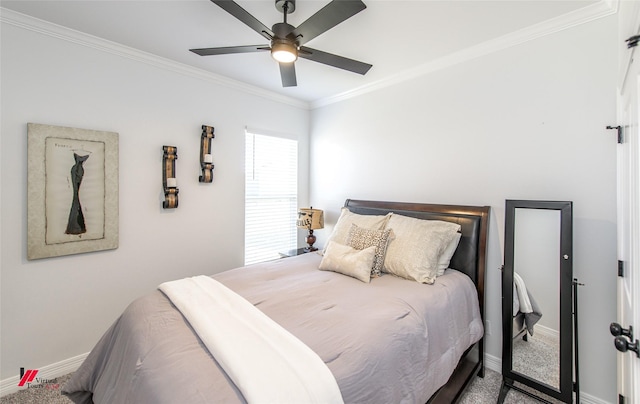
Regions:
[[272, 22, 296, 40], [275, 0, 296, 14]]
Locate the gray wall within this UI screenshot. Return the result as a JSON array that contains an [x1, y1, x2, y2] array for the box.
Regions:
[[309, 15, 618, 403], [0, 17, 310, 381]]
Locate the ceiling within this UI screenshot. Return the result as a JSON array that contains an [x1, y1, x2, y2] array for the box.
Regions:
[[1, 0, 605, 105]]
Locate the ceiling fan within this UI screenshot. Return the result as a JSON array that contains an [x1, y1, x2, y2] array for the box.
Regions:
[[190, 0, 372, 87]]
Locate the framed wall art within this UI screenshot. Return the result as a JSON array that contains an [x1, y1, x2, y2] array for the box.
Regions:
[[27, 123, 119, 260]]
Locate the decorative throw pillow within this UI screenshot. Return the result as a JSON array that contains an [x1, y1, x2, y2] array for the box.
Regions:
[[319, 241, 377, 283], [436, 232, 462, 276], [346, 223, 393, 277], [323, 208, 391, 254], [383, 214, 461, 284]]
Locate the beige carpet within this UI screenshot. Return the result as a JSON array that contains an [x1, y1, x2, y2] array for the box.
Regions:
[[512, 332, 560, 390], [1, 368, 563, 403]]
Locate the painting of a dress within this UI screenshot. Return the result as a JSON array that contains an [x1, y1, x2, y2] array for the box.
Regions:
[[27, 123, 118, 260], [44, 137, 105, 244], [66, 153, 90, 235]]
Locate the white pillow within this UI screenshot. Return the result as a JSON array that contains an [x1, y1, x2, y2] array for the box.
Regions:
[[383, 214, 461, 284], [319, 241, 376, 283], [436, 232, 462, 276], [323, 208, 391, 252]]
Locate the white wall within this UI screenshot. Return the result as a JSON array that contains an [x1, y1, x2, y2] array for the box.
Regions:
[[310, 15, 618, 403], [0, 18, 309, 380]]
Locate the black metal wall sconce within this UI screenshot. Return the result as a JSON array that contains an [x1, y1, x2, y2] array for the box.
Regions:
[[199, 125, 215, 183], [163, 145, 178, 209]]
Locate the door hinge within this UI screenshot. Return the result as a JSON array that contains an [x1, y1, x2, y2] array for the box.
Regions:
[[619, 260, 625, 277], [607, 125, 624, 144], [619, 394, 625, 404], [627, 35, 640, 48]]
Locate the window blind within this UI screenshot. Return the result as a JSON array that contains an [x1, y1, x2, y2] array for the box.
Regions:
[[244, 130, 298, 265]]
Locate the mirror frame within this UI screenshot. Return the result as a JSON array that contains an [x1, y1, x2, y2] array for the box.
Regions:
[[501, 200, 573, 403]]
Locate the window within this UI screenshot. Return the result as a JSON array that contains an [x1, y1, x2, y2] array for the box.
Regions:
[[244, 130, 298, 265]]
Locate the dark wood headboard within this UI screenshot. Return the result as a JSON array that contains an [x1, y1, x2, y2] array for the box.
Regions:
[[343, 199, 491, 403]]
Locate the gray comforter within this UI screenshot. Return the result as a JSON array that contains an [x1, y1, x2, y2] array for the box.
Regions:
[[63, 253, 483, 404], [523, 291, 543, 336]]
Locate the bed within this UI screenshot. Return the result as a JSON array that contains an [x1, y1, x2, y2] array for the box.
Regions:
[[62, 199, 490, 404]]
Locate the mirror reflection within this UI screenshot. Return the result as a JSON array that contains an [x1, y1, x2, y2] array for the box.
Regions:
[[511, 208, 561, 389]]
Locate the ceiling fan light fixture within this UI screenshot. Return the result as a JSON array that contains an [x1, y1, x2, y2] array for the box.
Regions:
[[271, 41, 298, 63]]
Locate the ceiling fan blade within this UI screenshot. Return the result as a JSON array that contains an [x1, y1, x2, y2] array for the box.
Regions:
[[290, 0, 366, 46], [279, 62, 297, 87], [211, 0, 273, 40], [299, 46, 371, 75], [190, 45, 270, 56]]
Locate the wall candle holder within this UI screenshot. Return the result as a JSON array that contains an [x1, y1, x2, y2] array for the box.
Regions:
[[199, 125, 215, 183], [162, 145, 178, 209]]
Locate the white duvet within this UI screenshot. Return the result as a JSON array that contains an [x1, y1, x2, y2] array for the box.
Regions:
[[513, 272, 533, 314]]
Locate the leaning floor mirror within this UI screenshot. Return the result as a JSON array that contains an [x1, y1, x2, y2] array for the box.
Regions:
[[498, 200, 575, 403]]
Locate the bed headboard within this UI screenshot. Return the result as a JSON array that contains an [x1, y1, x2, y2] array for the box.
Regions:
[[343, 199, 490, 315]]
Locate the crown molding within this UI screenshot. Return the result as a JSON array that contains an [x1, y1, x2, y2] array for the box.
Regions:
[[0, 8, 310, 110], [311, 0, 618, 109]]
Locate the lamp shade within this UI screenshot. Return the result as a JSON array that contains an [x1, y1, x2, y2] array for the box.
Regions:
[[296, 208, 324, 230]]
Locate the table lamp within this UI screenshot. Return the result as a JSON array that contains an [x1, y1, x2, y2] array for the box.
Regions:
[[296, 207, 324, 252]]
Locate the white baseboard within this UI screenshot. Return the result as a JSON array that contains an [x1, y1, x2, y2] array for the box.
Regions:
[[580, 393, 614, 404], [535, 324, 560, 342], [0, 352, 88, 397], [484, 352, 502, 373]]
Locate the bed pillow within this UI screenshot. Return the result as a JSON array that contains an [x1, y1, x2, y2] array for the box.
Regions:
[[383, 214, 461, 284], [346, 223, 393, 277], [323, 208, 391, 252], [436, 232, 462, 276], [319, 241, 377, 283]]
